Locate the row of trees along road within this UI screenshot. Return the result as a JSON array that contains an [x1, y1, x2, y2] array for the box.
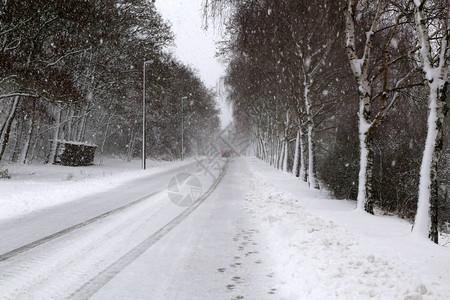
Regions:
[[0, 0, 220, 166], [204, 0, 449, 243]]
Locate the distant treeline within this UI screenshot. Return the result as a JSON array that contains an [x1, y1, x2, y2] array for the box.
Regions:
[[0, 0, 220, 164]]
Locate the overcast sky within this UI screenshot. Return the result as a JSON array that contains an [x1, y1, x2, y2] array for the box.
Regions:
[[154, 0, 232, 128]]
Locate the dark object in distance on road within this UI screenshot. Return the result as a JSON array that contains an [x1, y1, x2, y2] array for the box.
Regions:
[[221, 150, 233, 158]]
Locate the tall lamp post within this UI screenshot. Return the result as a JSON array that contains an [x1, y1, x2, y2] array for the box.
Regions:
[[142, 59, 153, 170], [181, 96, 186, 161]]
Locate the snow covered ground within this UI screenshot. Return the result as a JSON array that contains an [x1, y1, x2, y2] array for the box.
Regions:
[[0, 157, 448, 299], [243, 157, 450, 299], [0, 157, 192, 220]]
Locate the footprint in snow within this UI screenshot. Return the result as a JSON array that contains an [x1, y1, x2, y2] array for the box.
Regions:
[[229, 262, 242, 268]]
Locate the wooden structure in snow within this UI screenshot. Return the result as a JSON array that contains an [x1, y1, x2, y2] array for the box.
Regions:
[[52, 140, 97, 166]]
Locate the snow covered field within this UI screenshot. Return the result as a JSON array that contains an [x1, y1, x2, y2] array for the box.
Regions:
[[0, 157, 192, 220]]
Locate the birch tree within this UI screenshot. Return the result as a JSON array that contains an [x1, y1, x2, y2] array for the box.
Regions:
[[411, 0, 449, 243], [343, 0, 418, 213], [344, 0, 383, 213]]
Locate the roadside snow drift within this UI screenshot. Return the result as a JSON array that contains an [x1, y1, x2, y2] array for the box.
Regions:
[[243, 157, 450, 300]]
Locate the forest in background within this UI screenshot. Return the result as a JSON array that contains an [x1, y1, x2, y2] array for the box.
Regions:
[[0, 0, 220, 165], [204, 0, 449, 243]]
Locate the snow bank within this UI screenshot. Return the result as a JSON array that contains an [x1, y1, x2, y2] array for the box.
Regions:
[[242, 157, 450, 299], [0, 157, 192, 221]]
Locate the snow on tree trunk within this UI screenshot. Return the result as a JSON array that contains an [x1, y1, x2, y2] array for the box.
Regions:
[[0, 96, 20, 162], [126, 128, 136, 162], [259, 133, 266, 161], [264, 133, 269, 163], [270, 138, 274, 166], [304, 83, 319, 189], [76, 104, 87, 142], [19, 115, 33, 164], [344, 0, 380, 214], [307, 124, 316, 188], [28, 118, 41, 164], [411, 1, 449, 243], [10, 118, 23, 162], [282, 139, 288, 172], [67, 107, 74, 141], [414, 86, 446, 243], [282, 110, 289, 172], [277, 138, 283, 170], [256, 134, 261, 159], [257, 133, 262, 160], [48, 107, 61, 164], [292, 129, 300, 176], [299, 126, 307, 182], [356, 100, 374, 213]]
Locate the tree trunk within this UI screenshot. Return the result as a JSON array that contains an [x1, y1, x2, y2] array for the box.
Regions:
[[292, 129, 300, 177], [127, 129, 137, 162], [19, 114, 34, 164], [0, 96, 20, 162], [257, 132, 264, 160], [259, 134, 264, 160], [10, 118, 23, 162], [28, 118, 41, 164], [275, 138, 280, 169], [282, 110, 289, 172], [299, 126, 307, 182], [67, 106, 74, 141], [77, 105, 87, 142], [264, 134, 269, 162], [278, 138, 284, 170], [307, 123, 318, 188], [413, 83, 447, 243], [344, 1, 380, 213], [48, 107, 61, 164], [270, 135, 275, 166], [99, 113, 115, 165], [356, 98, 375, 214], [411, 1, 449, 243], [304, 82, 318, 189]]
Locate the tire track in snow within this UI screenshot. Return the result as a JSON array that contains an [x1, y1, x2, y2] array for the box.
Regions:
[[0, 191, 159, 262], [0, 191, 170, 299], [69, 160, 229, 300]]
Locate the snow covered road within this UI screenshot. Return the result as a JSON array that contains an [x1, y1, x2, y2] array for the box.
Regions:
[[0, 161, 203, 256], [0, 157, 449, 299], [90, 159, 278, 300]]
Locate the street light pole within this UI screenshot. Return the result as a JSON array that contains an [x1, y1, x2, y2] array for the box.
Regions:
[[142, 60, 153, 170], [181, 96, 184, 161]]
